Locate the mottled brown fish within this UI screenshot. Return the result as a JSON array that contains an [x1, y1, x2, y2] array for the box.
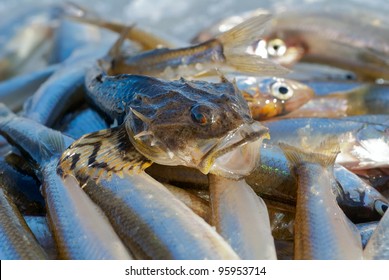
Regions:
[[58, 61, 269, 181]]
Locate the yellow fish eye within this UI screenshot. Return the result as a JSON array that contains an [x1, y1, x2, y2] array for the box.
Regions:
[[267, 38, 287, 57]]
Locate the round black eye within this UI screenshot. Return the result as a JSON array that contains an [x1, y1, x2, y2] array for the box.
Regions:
[[278, 86, 289, 94], [270, 82, 294, 100], [191, 105, 209, 125]]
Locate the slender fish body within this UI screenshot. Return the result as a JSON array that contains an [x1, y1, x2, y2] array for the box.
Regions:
[[24, 215, 58, 259], [0, 105, 133, 259], [0, 5, 59, 80], [280, 142, 363, 259], [262, 11, 389, 80], [0, 156, 44, 216], [0, 64, 58, 111], [108, 14, 288, 79], [209, 175, 277, 259], [44, 162, 132, 259], [364, 210, 389, 259], [263, 117, 389, 171], [280, 84, 389, 119], [83, 172, 240, 260], [23, 42, 113, 126], [163, 183, 211, 224], [0, 188, 47, 259], [68, 13, 178, 50], [50, 17, 101, 63]]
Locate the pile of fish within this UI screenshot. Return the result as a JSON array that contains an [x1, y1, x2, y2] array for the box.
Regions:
[[0, 2, 389, 260]]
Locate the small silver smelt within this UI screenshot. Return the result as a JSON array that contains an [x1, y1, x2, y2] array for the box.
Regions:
[[0, 105, 133, 259], [209, 175, 277, 260], [84, 172, 240, 260], [0, 188, 47, 260], [163, 183, 211, 224], [280, 142, 363, 260], [22, 41, 114, 127], [44, 163, 133, 260], [364, 210, 389, 259], [0, 64, 58, 111]]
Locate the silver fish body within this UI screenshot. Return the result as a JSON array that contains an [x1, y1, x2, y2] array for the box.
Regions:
[[0, 188, 47, 259], [0, 105, 133, 259], [364, 210, 389, 259], [0, 64, 58, 111], [44, 162, 133, 259], [280, 143, 363, 259], [83, 171, 240, 260], [209, 175, 277, 259], [22, 42, 114, 126]]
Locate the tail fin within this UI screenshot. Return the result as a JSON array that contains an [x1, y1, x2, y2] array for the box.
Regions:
[[0, 103, 72, 164], [279, 138, 340, 167], [65, 14, 174, 50], [216, 14, 290, 76], [38, 129, 68, 161]]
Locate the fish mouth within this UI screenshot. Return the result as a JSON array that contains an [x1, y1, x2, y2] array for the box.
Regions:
[[198, 121, 269, 179]]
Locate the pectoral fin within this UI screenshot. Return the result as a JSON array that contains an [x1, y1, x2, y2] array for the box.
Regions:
[[57, 124, 152, 183]]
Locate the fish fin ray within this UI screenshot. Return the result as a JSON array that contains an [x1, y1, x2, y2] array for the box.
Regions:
[[279, 137, 340, 167], [216, 14, 290, 76], [38, 130, 66, 160], [57, 125, 152, 183]]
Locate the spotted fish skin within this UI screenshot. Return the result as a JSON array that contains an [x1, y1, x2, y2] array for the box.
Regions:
[[58, 125, 152, 184]]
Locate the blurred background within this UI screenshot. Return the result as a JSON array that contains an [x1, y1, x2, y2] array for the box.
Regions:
[[1, 0, 388, 41]]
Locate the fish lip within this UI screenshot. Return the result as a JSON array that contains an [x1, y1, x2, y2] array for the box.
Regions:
[[198, 121, 269, 177]]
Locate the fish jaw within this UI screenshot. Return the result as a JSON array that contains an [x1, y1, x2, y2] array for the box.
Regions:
[[198, 121, 270, 179]]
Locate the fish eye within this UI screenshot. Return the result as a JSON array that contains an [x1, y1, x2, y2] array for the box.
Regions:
[[374, 200, 388, 216], [270, 81, 294, 100], [267, 38, 287, 57], [190, 105, 210, 125]]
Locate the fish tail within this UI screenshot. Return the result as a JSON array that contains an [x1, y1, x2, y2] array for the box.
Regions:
[[108, 25, 134, 60], [216, 14, 289, 76], [37, 130, 66, 162], [66, 14, 173, 50], [279, 137, 340, 167]]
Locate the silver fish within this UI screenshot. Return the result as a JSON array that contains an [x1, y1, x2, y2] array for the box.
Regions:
[[364, 209, 389, 259], [280, 140, 363, 259], [0, 104, 133, 259], [0, 188, 47, 259], [209, 175, 277, 259], [83, 171, 240, 260]]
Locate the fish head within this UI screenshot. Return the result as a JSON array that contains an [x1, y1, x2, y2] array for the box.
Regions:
[[253, 35, 306, 67], [125, 77, 269, 179], [239, 77, 314, 120]]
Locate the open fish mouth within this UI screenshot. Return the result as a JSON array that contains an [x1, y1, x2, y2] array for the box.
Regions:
[[198, 121, 269, 179]]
